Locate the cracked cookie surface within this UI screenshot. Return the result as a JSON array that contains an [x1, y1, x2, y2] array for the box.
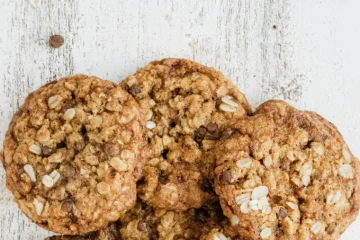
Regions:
[[121, 58, 251, 211], [1, 75, 146, 234], [214, 100, 360, 240], [46, 199, 240, 240]]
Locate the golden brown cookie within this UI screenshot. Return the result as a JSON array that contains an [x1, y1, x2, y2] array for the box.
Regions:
[[46, 199, 240, 240], [214, 100, 360, 240], [1, 75, 146, 234], [121, 58, 251, 211], [44, 222, 120, 240]]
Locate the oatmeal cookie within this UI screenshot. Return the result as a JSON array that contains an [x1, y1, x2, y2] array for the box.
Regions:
[[45, 223, 120, 240], [119, 199, 238, 240], [214, 100, 360, 240], [47, 199, 240, 240], [1, 75, 146, 234], [121, 58, 251, 210]]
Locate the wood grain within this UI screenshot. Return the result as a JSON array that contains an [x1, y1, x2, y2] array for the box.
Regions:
[[0, 0, 359, 239]]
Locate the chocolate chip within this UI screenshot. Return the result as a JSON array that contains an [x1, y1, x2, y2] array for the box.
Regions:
[[103, 143, 119, 156], [75, 141, 85, 152], [158, 171, 168, 184], [195, 124, 221, 142], [61, 199, 74, 213], [195, 126, 207, 142], [219, 170, 233, 184], [169, 121, 176, 128], [63, 165, 76, 177], [198, 127, 207, 137], [41, 146, 55, 157], [195, 208, 210, 222], [278, 207, 288, 219], [129, 85, 142, 97], [221, 129, 232, 139], [205, 123, 218, 134], [49, 35, 64, 48], [137, 220, 149, 231]]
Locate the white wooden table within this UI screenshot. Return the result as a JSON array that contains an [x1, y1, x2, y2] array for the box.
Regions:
[[0, 0, 359, 239]]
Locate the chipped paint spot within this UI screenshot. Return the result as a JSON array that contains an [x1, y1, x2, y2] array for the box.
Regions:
[[266, 75, 311, 102]]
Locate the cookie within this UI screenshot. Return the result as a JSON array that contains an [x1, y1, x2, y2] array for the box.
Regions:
[[45, 222, 120, 240], [119, 199, 239, 240], [121, 58, 252, 210], [1, 75, 146, 234], [213, 100, 360, 240], [47, 199, 240, 240]]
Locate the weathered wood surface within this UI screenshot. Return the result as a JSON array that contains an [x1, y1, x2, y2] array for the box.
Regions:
[[0, 0, 359, 239]]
